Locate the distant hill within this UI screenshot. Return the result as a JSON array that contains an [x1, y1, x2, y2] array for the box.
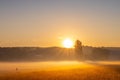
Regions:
[[0, 47, 119, 62]]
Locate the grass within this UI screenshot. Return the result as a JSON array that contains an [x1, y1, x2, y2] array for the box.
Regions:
[[0, 64, 120, 80]]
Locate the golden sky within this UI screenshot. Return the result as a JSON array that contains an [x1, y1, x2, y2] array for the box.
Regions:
[[0, 0, 120, 47]]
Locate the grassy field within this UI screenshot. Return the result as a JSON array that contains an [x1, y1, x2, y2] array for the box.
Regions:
[[0, 63, 120, 80]]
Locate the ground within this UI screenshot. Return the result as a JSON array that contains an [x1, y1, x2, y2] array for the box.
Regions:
[[0, 62, 120, 80]]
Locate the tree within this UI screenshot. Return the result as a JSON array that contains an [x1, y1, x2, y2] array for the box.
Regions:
[[74, 40, 83, 60]]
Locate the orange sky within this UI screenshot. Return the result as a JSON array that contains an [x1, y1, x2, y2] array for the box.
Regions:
[[0, 0, 120, 47]]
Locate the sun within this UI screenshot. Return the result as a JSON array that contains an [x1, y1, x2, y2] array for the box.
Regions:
[[63, 38, 74, 48]]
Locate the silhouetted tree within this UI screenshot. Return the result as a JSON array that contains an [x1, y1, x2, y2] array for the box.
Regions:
[[75, 40, 83, 60]]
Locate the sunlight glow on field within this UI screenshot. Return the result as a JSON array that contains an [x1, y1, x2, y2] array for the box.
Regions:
[[1, 61, 120, 73], [0, 61, 93, 72], [1, 61, 120, 80]]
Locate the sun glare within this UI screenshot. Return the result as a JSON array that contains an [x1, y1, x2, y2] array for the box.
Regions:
[[63, 38, 74, 48]]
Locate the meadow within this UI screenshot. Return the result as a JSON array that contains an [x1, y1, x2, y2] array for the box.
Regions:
[[0, 61, 120, 80]]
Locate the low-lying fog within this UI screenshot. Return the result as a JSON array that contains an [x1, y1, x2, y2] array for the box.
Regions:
[[0, 61, 120, 74]]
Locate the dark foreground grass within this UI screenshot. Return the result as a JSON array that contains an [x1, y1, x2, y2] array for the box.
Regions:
[[0, 65, 120, 80]]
